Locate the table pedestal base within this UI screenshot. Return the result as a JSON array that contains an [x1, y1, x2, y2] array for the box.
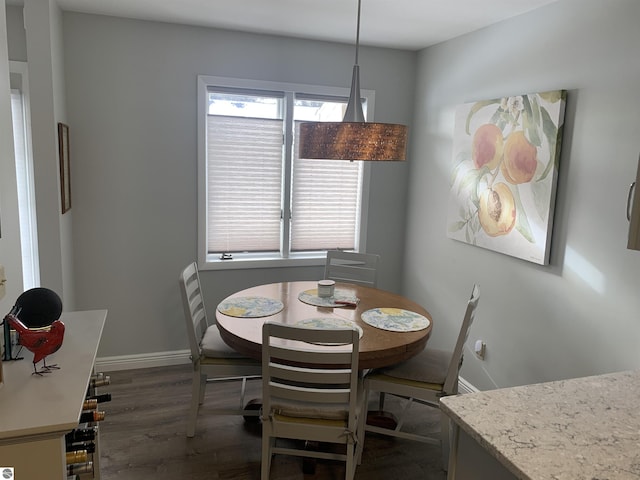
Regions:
[[242, 398, 262, 423]]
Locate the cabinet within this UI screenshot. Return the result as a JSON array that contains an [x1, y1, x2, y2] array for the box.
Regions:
[[0, 310, 107, 479], [627, 156, 640, 250]]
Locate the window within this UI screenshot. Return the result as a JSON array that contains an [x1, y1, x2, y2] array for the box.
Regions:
[[197, 76, 373, 269], [10, 62, 40, 289]]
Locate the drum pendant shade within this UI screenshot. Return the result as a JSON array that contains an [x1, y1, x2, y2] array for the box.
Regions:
[[297, 0, 408, 162]]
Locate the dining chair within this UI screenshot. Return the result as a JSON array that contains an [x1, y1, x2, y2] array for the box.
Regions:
[[324, 250, 380, 287], [357, 284, 480, 470], [261, 321, 364, 480], [179, 262, 262, 437]]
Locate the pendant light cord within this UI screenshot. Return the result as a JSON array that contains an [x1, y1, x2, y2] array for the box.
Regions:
[[343, 0, 365, 122], [354, 0, 361, 66]]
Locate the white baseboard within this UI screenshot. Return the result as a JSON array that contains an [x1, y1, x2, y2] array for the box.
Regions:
[[95, 352, 483, 393], [458, 376, 479, 394], [95, 350, 191, 372]]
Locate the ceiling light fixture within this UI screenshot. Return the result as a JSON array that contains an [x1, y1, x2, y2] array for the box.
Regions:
[[298, 0, 408, 162]]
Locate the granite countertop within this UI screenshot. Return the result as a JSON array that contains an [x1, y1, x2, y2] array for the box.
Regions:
[[440, 370, 640, 480]]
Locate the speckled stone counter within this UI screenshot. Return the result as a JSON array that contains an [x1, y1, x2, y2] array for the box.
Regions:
[[440, 370, 640, 480]]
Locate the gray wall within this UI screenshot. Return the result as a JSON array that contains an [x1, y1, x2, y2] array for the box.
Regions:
[[25, 0, 74, 308], [406, 0, 640, 389], [3, 2, 73, 312], [61, 13, 416, 358], [6, 4, 25, 61]]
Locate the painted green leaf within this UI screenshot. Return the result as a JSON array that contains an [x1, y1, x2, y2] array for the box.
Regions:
[[471, 215, 480, 235], [449, 151, 471, 187], [489, 109, 500, 124], [513, 186, 535, 243], [465, 99, 500, 135], [458, 170, 476, 196], [522, 96, 542, 147], [539, 90, 563, 103], [450, 156, 468, 187], [530, 162, 551, 220], [537, 107, 560, 182], [471, 194, 480, 209], [449, 221, 467, 233], [531, 95, 542, 129], [458, 166, 487, 206], [490, 109, 510, 132]]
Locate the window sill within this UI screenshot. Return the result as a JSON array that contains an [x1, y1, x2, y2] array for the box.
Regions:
[[199, 253, 327, 271]]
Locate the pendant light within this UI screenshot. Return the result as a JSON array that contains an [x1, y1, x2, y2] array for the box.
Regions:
[[298, 0, 408, 162]]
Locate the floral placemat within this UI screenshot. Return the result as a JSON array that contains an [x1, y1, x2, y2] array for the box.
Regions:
[[298, 289, 360, 308], [361, 308, 430, 332], [217, 296, 284, 318], [294, 317, 363, 345]]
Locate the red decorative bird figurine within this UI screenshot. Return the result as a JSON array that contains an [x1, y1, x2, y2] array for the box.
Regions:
[[6, 314, 65, 375]]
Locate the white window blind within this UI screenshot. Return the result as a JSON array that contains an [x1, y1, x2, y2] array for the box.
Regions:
[[207, 115, 283, 253], [11, 88, 39, 289], [290, 131, 362, 251]]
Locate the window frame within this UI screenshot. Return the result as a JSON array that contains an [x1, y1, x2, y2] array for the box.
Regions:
[[197, 75, 373, 271]]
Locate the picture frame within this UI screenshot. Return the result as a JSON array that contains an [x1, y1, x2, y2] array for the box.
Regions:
[[58, 122, 71, 213]]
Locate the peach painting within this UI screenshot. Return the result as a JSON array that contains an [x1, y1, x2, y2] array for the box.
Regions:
[[447, 90, 566, 265]]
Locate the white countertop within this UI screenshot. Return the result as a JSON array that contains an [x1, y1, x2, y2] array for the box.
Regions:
[[440, 370, 640, 480], [0, 310, 107, 442]]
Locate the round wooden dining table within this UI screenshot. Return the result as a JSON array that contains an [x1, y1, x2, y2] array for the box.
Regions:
[[215, 280, 432, 370]]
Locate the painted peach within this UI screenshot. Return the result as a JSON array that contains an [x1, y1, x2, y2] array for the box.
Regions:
[[472, 123, 504, 170], [478, 183, 516, 237], [501, 131, 537, 184]]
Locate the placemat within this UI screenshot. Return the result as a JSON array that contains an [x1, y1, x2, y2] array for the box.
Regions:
[[217, 296, 284, 318], [361, 308, 430, 332], [298, 289, 360, 308], [294, 317, 363, 345]]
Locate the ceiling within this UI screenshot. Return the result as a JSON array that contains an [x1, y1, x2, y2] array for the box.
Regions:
[[48, 0, 561, 51]]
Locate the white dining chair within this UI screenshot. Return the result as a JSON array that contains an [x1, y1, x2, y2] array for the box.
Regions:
[[357, 284, 480, 470], [261, 321, 364, 480], [324, 250, 380, 287], [179, 262, 262, 437]]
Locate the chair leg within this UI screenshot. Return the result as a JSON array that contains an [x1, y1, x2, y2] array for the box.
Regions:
[[355, 423, 365, 465], [345, 443, 356, 480], [378, 392, 386, 410], [187, 369, 203, 438], [440, 410, 451, 471], [198, 373, 207, 404], [261, 433, 274, 480], [355, 383, 369, 464]]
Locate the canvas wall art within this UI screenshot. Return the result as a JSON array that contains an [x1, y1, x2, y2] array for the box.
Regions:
[[447, 90, 566, 265]]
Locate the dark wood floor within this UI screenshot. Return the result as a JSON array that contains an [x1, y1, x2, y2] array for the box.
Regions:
[[98, 364, 447, 480]]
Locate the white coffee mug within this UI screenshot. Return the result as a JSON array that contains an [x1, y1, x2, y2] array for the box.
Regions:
[[317, 279, 336, 298]]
